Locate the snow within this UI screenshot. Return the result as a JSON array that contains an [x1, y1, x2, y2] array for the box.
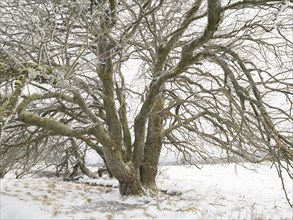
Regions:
[[1, 163, 292, 219], [1, 194, 51, 220]]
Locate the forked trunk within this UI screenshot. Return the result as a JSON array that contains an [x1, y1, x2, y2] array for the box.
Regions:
[[104, 149, 143, 195]]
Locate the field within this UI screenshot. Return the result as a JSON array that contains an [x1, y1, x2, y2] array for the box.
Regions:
[[1, 163, 292, 219]]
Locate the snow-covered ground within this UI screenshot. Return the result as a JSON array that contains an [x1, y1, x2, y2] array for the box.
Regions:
[[0, 163, 292, 219]]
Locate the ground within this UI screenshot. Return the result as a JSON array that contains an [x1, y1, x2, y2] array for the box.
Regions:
[[0, 163, 292, 219]]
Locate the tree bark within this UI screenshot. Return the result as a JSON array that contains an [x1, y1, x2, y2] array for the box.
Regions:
[[140, 97, 164, 193], [119, 170, 142, 195]]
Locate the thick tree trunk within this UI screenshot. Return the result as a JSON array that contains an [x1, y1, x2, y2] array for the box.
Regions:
[[140, 97, 164, 193], [119, 171, 142, 195], [102, 143, 143, 195]]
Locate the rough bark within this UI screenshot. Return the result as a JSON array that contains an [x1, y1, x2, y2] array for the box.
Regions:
[[119, 171, 142, 195], [140, 97, 164, 193]]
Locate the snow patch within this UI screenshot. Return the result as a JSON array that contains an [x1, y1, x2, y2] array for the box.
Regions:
[[0, 163, 292, 219]]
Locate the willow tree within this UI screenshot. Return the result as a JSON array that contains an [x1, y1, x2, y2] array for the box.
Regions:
[[0, 0, 292, 201]]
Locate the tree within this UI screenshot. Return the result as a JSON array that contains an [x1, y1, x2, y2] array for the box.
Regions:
[[0, 0, 292, 202]]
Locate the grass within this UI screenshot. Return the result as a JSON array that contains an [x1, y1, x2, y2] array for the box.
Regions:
[[106, 213, 113, 220], [85, 198, 92, 203]]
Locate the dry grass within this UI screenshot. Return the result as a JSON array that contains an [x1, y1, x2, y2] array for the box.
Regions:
[[47, 181, 56, 189], [106, 213, 113, 220], [85, 198, 92, 203], [52, 204, 63, 217]]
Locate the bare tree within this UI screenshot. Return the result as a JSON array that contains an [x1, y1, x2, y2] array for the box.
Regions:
[[0, 0, 292, 204]]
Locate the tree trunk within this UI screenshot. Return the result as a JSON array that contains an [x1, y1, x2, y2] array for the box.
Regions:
[[140, 97, 164, 193], [119, 172, 142, 195], [101, 142, 143, 195]]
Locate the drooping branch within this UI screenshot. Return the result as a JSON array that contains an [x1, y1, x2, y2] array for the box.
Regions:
[[164, 111, 207, 135], [70, 138, 98, 179], [17, 111, 87, 137]]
